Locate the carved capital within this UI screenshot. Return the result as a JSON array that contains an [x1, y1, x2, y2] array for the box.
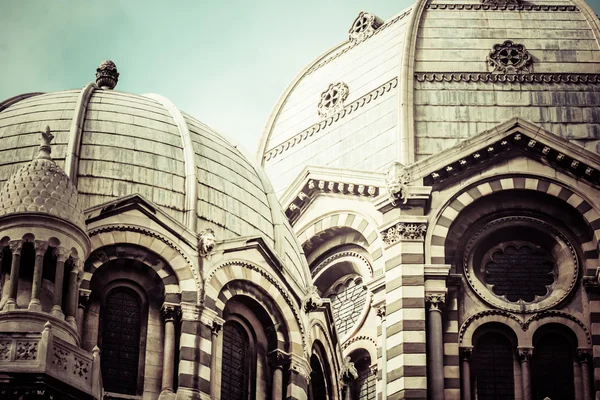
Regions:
[[382, 222, 427, 244], [577, 348, 592, 364], [460, 347, 473, 361], [9, 240, 23, 256], [302, 285, 323, 312], [339, 356, 358, 384], [268, 349, 291, 369], [33, 240, 49, 257], [53, 246, 70, 263], [78, 290, 91, 309], [517, 347, 533, 362], [70, 258, 83, 273], [161, 303, 182, 322], [210, 320, 223, 335], [426, 293, 446, 311], [376, 305, 386, 320]]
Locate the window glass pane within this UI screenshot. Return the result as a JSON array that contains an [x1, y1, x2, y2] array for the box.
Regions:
[[532, 334, 574, 400], [101, 288, 141, 395], [221, 322, 249, 400], [475, 333, 514, 400]]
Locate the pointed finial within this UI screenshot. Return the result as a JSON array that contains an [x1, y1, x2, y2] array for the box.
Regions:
[[96, 60, 119, 90], [36, 125, 54, 160]]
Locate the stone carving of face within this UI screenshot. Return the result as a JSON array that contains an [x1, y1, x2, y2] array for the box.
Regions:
[[199, 229, 216, 257]]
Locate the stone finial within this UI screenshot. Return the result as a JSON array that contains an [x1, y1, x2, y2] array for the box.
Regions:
[[36, 126, 54, 160], [198, 228, 216, 258], [95, 60, 119, 90], [302, 285, 323, 312]]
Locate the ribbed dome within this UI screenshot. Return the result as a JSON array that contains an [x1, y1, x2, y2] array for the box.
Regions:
[[0, 128, 85, 231], [0, 83, 310, 288]]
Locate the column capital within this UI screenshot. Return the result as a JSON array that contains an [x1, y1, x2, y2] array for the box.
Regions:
[[577, 348, 592, 364], [9, 240, 23, 256], [33, 240, 49, 257], [289, 353, 311, 382], [376, 304, 386, 320], [70, 258, 83, 273], [78, 289, 91, 308], [161, 303, 182, 322], [426, 293, 446, 311], [53, 246, 70, 262], [268, 349, 291, 369], [460, 346, 473, 361], [517, 347, 533, 362]]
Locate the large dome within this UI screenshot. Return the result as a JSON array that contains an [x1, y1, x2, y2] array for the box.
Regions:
[[0, 73, 308, 284], [258, 0, 600, 195]]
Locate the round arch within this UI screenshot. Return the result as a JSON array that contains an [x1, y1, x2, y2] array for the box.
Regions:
[[82, 242, 182, 304], [523, 311, 591, 349], [459, 310, 523, 347], [426, 173, 600, 266], [87, 226, 198, 303], [205, 260, 306, 355]]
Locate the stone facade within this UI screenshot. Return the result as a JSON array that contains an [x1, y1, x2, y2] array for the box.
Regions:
[[1, 0, 600, 399]]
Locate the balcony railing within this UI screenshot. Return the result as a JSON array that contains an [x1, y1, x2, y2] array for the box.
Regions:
[[0, 321, 102, 399]]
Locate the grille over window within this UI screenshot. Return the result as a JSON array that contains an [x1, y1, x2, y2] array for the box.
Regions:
[[329, 277, 367, 337], [475, 333, 515, 400], [101, 287, 142, 395], [221, 322, 249, 400]]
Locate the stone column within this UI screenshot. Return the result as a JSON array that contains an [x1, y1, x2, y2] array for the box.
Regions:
[[376, 305, 387, 400], [426, 293, 446, 400], [65, 259, 81, 326], [578, 348, 593, 400], [268, 348, 291, 400], [29, 240, 48, 311], [77, 290, 90, 336], [460, 347, 472, 400], [209, 319, 223, 397], [518, 348, 533, 400], [4, 240, 23, 310], [51, 247, 70, 318], [160, 304, 181, 399]]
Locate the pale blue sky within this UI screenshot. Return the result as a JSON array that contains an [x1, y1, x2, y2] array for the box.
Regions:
[[1, 0, 599, 154]]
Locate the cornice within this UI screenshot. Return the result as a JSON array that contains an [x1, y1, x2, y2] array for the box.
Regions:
[[415, 72, 600, 84], [425, 3, 578, 11], [264, 78, 398, 162]]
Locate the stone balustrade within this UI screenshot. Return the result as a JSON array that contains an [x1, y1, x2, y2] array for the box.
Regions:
[[0, 322, 102, 399]]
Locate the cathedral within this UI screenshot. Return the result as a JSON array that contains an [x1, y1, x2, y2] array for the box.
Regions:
[[1, 0, 600, 399]]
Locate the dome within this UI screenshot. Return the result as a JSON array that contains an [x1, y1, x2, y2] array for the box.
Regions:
[[0, 126, 85, 231], [258, 0, 600, 195], [0, 65, 309, 286]]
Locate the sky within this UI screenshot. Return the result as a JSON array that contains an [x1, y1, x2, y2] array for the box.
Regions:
[[1, 0, 600, 156]]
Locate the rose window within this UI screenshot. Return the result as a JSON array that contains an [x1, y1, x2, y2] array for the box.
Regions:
[[464, 216, 578, 313], [483, 243, 555, 302], [487, 40, 532, 73], [318, 82, 349, 117], [352, 14, 370, 35], [328, 276, 367, 337], [348, 12, 382, 43]]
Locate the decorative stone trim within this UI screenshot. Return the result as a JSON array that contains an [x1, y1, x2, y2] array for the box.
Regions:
[[425, 3, 577, 11], [349, 12, 383, 44], [311, 251, 373, 278], [302, 285, 323, 312], [198, 228, 216, 259], [265, 78, 398, 162], [487, 40, 532, 74], [426, 293, 446, 311], [286, 179, 379, 221], [382, 222, 427, 244], [341, 335, 378, 350], [415, 72, 600, 84], [423, 131, 600, 187], [306, 10, 411, 75], [386, 164, 410, 206], [318, 82, 349, 118], [268, 348, 291, 368], [517, 347, 533, 362], [459, 309, 523, 344]]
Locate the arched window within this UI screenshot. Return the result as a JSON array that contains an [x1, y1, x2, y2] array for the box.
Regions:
[[100, 287, 142, 395], [532, 331, 575, 400], [474, 332, 515, 400], [352, 352, 376, 400], [310, 354, 327, 400], [221, 321, 250, 400]]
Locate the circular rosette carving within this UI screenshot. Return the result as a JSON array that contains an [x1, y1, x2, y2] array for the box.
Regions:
[[318, 82, 349, 117], [487, 40, 532, 74], [464, 216, 578, 313]]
